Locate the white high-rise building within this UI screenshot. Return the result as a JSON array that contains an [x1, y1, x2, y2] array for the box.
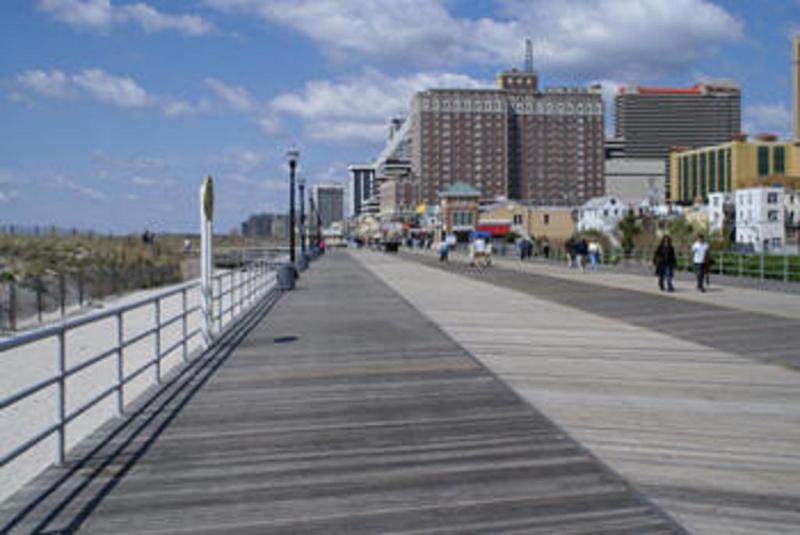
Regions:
[[793, 35, 800, 141]]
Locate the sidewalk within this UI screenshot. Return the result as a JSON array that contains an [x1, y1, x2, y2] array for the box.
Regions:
[[358, 250, 800, 534], [1, 252, 681, 534]]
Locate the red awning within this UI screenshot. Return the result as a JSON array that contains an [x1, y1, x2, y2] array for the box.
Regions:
[[476, 223, 511, 237]]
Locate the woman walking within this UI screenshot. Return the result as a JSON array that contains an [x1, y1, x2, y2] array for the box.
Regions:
[[653, 236, 676, 292]]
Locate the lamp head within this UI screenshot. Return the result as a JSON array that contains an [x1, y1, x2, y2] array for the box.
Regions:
[[286, 149, 299, 168]]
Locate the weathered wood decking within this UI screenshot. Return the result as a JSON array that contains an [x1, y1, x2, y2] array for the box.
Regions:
[[368, 250, 800, 534], [1, 253, 682, 534]]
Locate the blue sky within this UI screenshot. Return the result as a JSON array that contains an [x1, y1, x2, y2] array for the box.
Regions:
[[0, 0, 798, 233]]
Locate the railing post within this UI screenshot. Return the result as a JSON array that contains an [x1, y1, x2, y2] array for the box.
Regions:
[[784, 254, 789, 283], [181, 287, 188, 363], [738, 254, 743, 277], [216, 277, 223, 333], [154, 299, 161, 383], [56, 328, 66, 465], [759, 253, 765, 281], [116, 310, 124, 415], [718, 252, 723, 275]]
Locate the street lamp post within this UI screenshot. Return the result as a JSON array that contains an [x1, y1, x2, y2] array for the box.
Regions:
[[298, 176, 306, 258], [287, 149, 299, 264]]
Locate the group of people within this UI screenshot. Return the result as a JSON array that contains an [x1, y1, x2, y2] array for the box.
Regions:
[[652, 233, 711, 293], [564, 237, 603, 272]]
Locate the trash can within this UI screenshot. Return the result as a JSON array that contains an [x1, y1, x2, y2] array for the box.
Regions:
[[276, 264, 297, 290]]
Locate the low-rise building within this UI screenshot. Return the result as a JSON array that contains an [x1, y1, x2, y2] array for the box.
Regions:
[[577, 195, 627, 235], [735, 186, 785, 253], [605, 158, 666, 205], [439, 182, 480, 237], [707, 192, 734, 235], [529, 207, 576, 244], [669, 135, 800, 204]]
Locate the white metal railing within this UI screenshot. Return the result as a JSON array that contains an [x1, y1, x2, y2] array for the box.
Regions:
[[0, 257, 281, 475]]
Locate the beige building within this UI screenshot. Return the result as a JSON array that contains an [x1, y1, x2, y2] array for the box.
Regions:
[[669, 135, 800, 204], [478, 201, 575, 244]]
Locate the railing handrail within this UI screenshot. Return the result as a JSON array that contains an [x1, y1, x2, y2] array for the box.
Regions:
[[1, 253, 289, 474]]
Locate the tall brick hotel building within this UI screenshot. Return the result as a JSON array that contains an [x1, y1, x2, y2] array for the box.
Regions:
[[410, 68, 605, 206]]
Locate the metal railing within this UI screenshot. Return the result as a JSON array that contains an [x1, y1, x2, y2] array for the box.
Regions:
[[0, 258, 281, 472]]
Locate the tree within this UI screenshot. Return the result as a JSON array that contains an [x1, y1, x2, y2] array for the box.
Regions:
[[617, 211, 641, 254]]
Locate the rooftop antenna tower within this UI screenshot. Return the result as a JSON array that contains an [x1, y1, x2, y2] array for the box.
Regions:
[[524, 38, 534, 73]]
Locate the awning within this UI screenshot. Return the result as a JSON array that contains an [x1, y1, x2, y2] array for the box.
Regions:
[[476, 223, 511, 237]]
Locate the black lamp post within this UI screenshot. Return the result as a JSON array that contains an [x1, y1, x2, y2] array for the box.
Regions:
[[286, 149, 299, 263], [298, 176, 306, 257]]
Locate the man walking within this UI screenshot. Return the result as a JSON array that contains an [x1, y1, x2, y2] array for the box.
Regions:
[[691, 233, 709, 293]]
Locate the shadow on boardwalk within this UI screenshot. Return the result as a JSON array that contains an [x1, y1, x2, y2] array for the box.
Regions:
[[3, 253, 684, 534], [1, 290, 281, 534]]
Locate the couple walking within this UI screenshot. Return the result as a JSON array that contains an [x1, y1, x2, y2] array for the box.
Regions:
[[653, 233, 711, 293]]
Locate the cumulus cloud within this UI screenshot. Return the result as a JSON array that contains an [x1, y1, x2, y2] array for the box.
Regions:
[[269, 69, 490, 143], [10, 67, 210, 120], [744, 103, 792, 136], [72, 68, 151, 107], [204, 0, 741, 79], [16, 69, 74, 98], [38, 0, 213, 36], [55, 175, 107, 200]]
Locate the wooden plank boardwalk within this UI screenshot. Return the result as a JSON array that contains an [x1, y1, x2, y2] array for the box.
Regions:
[[1, 253, 683, 534], [366, 250, 800, 534]]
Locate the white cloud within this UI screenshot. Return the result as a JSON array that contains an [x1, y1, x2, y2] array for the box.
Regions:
[[225, 147, 266, 171], [0, 190, 19, 203], [16, 69, 74, 98], [204, 0, 741, 78], [205, 78, 280, 132], [744, 103, 792, 136], [205, 78, 257, 112], [55, 175, 107, 200], [72, 68, 151, 107], [38, 0, 213, 36], [162, 100, 196, 117], [269, 69, 489, 143]]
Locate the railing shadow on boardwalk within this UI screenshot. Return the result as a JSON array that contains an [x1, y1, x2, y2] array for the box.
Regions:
[[1, 289, 283, 534]]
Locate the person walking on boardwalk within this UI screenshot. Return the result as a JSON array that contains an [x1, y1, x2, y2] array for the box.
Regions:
[[653, 236, 676, 292], [438, 239, 449, 263], [691, 233, 709, 293], [575, 239, 588, 272], [588, 241, 600, 272]]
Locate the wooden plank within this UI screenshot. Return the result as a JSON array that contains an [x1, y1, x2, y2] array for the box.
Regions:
[[0, 253, 682, 534]]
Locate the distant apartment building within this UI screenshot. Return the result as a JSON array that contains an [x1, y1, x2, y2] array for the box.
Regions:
[[669, 135, 800, 204], [736, 187, 786, 253], [241, 213, 288, 239], [615, 81, 741, 199], [410, 67, 604, 206], [311, 184, 344, 229], [348, 164, 375, 217]]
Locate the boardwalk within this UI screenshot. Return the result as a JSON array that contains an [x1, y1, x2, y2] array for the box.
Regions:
[[1, 253, 681, 534], [360, 250, 800, 534]]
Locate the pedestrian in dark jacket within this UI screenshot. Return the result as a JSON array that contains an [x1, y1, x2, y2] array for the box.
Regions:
[[653, 235, 677, 292]]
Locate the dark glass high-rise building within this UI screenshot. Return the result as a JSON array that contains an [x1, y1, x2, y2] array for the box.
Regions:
[[614, 82, 741, 199]]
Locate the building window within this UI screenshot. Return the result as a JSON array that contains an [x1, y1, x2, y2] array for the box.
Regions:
[[772, 237, 782, 248], [774, 146, 786, 174], [513, 214, 523, 225], [682, 156, 689, 202], [767, 192, 779, 204], [543, 214, 550, 225], [726, 149, 732, 191], [699, 153, 707, 198], [691, 154, 698, 200], [758, 146, 770, 177], [709, 150, 716, 192], [768, 210, 780, 221]]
